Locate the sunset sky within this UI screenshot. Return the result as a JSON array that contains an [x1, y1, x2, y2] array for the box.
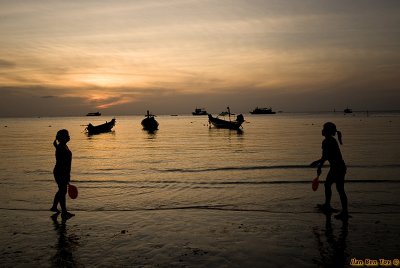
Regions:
[[1, 0, 399, 116]]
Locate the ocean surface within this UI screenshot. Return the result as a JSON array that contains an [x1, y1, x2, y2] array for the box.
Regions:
[[0, 112, 399, 214]]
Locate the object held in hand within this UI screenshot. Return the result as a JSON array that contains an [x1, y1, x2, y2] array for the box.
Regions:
[[68, 184, 78, 199], [312, 176, 319, 191]]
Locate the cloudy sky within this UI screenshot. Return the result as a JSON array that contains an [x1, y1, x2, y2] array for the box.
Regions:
[[0, 0, 399, 116]]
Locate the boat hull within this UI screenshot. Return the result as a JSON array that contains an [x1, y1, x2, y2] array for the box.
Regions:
[[208, 114, 243, 130], [192, 108, 207, 115], [86, 112, 101, 116], [141, 117, 159, 131], [250, 107, 276, 114], [86, 119, 115, 135], [250, 111, 276, 114]]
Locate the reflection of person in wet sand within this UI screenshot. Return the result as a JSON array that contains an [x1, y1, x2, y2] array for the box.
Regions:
[[50, 129, 74, 219], [311, 122, 349, 220], [313, 214, 348, 267], [51, 213, 79, 267]]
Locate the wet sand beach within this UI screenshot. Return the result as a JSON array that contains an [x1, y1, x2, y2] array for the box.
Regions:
[[1, 183, 400, 267]]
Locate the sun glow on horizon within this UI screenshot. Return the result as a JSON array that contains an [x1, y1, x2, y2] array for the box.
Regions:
[[86, 93, 137, 110], [77, 74, 137, 88]]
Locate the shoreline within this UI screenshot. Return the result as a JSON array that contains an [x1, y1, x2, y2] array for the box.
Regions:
[[1, 208, 399, 267]]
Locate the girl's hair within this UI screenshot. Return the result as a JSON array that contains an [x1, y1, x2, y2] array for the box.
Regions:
[[56, 129, 69, 141], [323, 122, 343, 145], [54, 129, 69, 147]]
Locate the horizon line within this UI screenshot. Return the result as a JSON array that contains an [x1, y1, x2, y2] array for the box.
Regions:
[[1, 109, 400, 119]]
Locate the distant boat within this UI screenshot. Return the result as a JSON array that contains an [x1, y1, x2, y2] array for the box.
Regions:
[[86, 118, 116, 135], [192, 108, 208, 116], [86, 112, 101, 116], [250, 107, 276, 114], [344, 108, 353, 114], [208, 107, 244, 130], [141, 110, 159, 132]]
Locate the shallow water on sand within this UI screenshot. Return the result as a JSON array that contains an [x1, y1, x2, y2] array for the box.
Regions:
[[0, 112, 399, 213]]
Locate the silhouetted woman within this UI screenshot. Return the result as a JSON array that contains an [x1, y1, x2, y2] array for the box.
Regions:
[[50, 129, 74, 218], [311, 122, 349, 220]]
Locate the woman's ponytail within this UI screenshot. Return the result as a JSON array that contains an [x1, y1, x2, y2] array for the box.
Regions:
[[337, 130, 343, 145]]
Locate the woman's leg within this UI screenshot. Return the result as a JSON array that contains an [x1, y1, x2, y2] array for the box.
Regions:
[[58, 183, 68, 213], [336, 180, 348, 214], [324, 171, 334, 206], [51, 175, 60, 212], [50, 192, 60, 212], [324, 182, 332, 206], [58, 182, 75, 218]]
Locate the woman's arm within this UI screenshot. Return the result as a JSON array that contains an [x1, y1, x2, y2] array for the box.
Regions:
[[311, 142, 328, 175], [311, 139, 329, 165], [310, 159, 322, 167]]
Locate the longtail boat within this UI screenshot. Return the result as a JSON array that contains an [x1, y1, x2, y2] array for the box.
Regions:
[[86, 118, 116, 135], [208, 107, 244, 130], [141, 111, 159, 132]]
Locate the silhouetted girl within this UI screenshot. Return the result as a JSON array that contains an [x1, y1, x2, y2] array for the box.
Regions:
[[311, 122, 349, 220], [50, 129, 74, 218]]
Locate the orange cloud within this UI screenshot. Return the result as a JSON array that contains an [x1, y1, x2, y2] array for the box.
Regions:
[[85, 92, 137, 110]]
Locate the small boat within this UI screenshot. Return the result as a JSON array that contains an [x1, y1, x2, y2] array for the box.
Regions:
[[192, 108, 208, 116], [141, 110, 159, 131], [344, 108, 353, 114], [208, 107, 244, 130], [250, 107, 276, 114], [86, 118, 116, 135], [86, 112, 101, 116]]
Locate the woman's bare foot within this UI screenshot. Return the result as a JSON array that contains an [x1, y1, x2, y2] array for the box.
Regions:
[[50, 207, 60, 213]]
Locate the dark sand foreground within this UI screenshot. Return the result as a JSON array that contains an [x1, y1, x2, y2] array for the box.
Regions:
[[1, 208, 399, 267]]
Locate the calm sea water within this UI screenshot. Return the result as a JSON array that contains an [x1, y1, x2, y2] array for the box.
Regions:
[[0, 113, 399, 213]]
